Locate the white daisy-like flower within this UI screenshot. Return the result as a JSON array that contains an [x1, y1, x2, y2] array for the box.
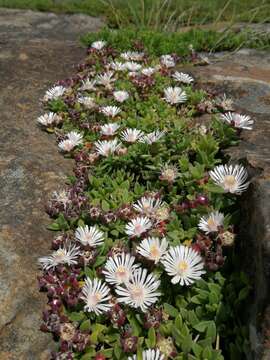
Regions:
[[77, 96, 96, 109], [163, 86, 187, 105], [121, 51, 144, 61], [51, 189, 69, 206], [100, 123, 120, 136], [37, 112, 61, 126], [216, 93, 234, 111], [209, 164, 249, 194], [160, 54, 175, 68], [137, 237, 168, 264], [125, 216, 152, 237], [128, 71, 138, 78], [133, 196, 164, 216], [154, 206, 170, 222], [91, 40, 106, 50], [198, 211, 225, 234], [198, 125, 208, 135], [100, 106, 121, 118], [110, 61, 127, 71], [79, 79, 97, 91], [58, 131, 83, 152], [160, 164, 179, 183], [128, 349, 165, 360], [75, 225, 104, 247], [220, 112, 254, 130], [81, 277, 112, 315], [139, 130, 166, 144], [96, 71, 116, 88], [121, 128, 144, 143], [44, 85, 66, 101], [103, 253, 140, 285], [113, 90, 129, 103], [95, 139, 121, 157], [172, 71, 194, 84], [162, 245, 205, 286], [141, 67, 156, 76], [38, 244, 80, 270], [124, 61, 142, 72], [116, 268, 161, 312]]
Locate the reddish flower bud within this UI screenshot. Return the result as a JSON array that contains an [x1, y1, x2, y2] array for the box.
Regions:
[[95, 354, 106, 360]]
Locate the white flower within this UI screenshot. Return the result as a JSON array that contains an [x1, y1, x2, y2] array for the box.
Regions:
[[128, 349, 165, 360], [128, 71, 138, 78], [77, 96, 96, 109], [113, 90, 129, 103], [142, 67, 156, 76], [216, 93, 234, 111], [154, 206, 170, 222], [125, 216, 152, 237], [37, 112, 61, 126], [38, 244, 80, 270], [79, 79, 97, 91], [124, 61, 142, 72], [110, 61, 127, 71], [220, 112, 254, 130], [100, 106, 121, 118], [81, 278, 112, 315], [172, 71, 194, 84], [121, 51, 144, 61], [75, 225, 104, 247], [198, 211, 225, 234], [115, 268, 161, 312], [44, 85, 66, 101], [95, 139, 121, 157], [96, 71, 115, 88], [163, 87, 187, 105], [91, 40, 106, 50], [58, 131, 83, 152], [160, 164, 179, 183], [121, 128, 144, 143], [162, 245, 205, 285], [103, 253, 140, 285], [198, 125, 208, 135], [209, 164, 249, 194], [133, 196, 164, 216], [51, 189, 70, 206], [160, 54, 175, 68], [137, 237, 168, 264], [139, 130, 165, 144], [100, 123, 120, 136]]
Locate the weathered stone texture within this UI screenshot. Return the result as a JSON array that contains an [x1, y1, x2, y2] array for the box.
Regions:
[[188, 49, 270, 360], [0, 8, 103, 360]]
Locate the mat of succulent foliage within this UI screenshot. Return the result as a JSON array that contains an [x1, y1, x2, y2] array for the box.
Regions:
[[37, 40, 253, 360]]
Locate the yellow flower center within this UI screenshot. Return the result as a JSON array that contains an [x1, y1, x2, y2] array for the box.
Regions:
[[89, 292, 102, 306], [178, 260, 188, 273], [223, 175, 236, 190], [116, 266, 128, 279], [55, 249, 66, 262], [134, 223, 143, 234], [150, 244, 160, 259], [164, 169, 174, 180], [207, 217, 217, 231], [131, 286, 144, 301]]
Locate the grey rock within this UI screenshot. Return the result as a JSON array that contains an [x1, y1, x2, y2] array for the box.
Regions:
[[184, 49, 270, 359], [0, 8, 103, 360]]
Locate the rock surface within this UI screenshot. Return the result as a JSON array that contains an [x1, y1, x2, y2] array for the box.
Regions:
[[0, 7, 269, 359], [186, 49, 270, 360], [0, 8, 103, 360]]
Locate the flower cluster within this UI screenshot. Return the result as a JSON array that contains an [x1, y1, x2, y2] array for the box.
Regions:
[[37, 39, 252, 359]]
